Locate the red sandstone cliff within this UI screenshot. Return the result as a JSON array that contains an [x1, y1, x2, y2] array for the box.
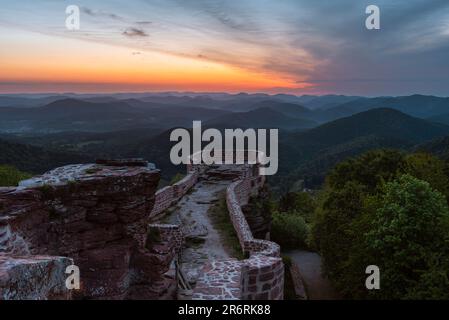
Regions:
[[0, 162, 181, 300]]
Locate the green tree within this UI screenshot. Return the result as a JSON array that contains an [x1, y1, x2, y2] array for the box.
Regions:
[[405, 153, 449, 202], [278, 191, 316, 222], [312, 181, 371, 297], [326, 149, 407, 192], [271, 212, 309, 250], [366, 174, 449, 299], [311, 149, 449, 299]]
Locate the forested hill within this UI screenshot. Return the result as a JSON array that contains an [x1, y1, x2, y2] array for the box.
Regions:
[[271, 108, 449, 193], [0, 138, 91, 174]]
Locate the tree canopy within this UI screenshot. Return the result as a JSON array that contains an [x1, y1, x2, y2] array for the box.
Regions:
[[311, 150, 449, 299]]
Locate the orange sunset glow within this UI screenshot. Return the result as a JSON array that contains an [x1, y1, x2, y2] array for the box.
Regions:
[[1, 1, 448, 95], [0, 27, 307, 93]]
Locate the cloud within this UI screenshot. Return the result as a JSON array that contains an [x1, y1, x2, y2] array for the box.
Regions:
[[5, 0, 449, 95], [81, 6, 124, 21], [122, 28, 149, 37], [136, 21, 152, 26]]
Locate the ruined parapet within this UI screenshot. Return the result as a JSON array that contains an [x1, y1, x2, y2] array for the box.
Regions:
[[241, 184, 272, 240], [0, 162, 182, 299], [149, 170, 199, 218], [147, 224, 184, 255], [127, 224, 184, 299], [172, 172, 198, 198], [150, 186, 175, 218], [0, 156, 282, 300], [240, 255, 284, 300], [226, 178, 284, 300], [192, 164, 284, 300]]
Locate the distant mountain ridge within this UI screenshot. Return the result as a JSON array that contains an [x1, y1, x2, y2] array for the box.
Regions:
[[0, 98, 230, 133], [206, 106, 317, 130], [325, 94, 449, 119], [2, 93, 449, 190], [271, 107, 449, 192], [287, 107, 449, 148]]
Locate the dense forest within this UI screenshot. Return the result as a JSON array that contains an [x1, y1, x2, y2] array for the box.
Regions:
[[267, 150, 449, 299]]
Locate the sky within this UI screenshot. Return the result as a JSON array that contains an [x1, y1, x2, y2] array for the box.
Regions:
[[0, 0, 448, 96]]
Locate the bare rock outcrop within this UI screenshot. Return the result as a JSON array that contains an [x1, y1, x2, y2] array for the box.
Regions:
[[0, 162, 181, 299]]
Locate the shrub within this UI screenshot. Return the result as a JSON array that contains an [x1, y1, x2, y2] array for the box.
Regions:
[[271, 212, 309, 250], [278, 191, 316, 222], [0, 165, 31, 186]]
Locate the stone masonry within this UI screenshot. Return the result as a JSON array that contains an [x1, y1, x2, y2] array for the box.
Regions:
[[0, 157, 284, 300], [191, 163, 284, 300]]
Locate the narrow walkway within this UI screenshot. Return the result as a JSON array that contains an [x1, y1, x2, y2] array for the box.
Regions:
[[167, 178, 233, 286], [286, 250, 340, 300]]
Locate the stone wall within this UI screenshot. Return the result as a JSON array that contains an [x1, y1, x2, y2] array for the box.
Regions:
[[192, 166, 284, 300], [149, 171, 198, 218], [128, 223, 184, 299], [241, 255, 284, 300], [147, 224, 184, 255], [227, 178, 284, 300], [241, 185, 272, 240], [0, 158, 282, 300], [173, 172, 198, 198], [150, 186, 175, 217], [0, 163, 183, 300]]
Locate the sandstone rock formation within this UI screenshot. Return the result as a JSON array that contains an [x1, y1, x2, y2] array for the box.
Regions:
[[0, 162, 181, 299]]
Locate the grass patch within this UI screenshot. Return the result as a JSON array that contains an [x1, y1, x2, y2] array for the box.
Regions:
[[208, 192, 245, 260], [0, 165, 32, 187]]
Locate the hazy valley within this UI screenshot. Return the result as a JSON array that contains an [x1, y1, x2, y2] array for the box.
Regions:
[[2, 92, 449, 190]]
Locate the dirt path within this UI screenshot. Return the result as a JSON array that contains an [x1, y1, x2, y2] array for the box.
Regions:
[[167, 179, 233, 285], [286, 250, 340, 300]]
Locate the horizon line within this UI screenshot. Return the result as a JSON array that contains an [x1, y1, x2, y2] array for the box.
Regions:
[[0, 91, 448, 99]]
